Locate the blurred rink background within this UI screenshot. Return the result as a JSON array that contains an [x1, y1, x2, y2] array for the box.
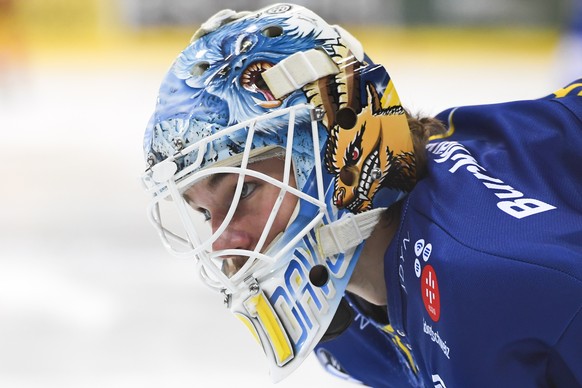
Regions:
[[0, 0, 580, 387]]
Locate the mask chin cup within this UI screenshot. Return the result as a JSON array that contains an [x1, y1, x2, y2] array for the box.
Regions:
[[214, 202, 385, 381], [226, 228, 367, 382]]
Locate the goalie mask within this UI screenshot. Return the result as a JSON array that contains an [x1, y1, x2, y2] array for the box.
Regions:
[[142, 3, 415, 382]]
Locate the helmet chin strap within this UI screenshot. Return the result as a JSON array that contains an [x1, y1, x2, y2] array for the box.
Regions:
[[317, 207, 386, 257]]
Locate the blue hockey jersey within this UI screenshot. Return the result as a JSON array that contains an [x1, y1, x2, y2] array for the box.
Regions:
[[315, 80, 582, 387]]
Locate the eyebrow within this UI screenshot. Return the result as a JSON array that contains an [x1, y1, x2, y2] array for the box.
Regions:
[[207, 173, 228, 189], [183, 173, 229, 205]]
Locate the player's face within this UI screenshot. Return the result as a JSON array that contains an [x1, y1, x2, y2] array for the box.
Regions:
[[183, 158, 298, 277]]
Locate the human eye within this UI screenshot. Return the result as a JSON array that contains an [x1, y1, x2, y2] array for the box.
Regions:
[[196, 208, 211, 222], [240, 181, 257, 199]]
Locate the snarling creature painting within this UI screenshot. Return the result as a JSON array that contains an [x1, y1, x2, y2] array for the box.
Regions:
[[170, 4, 416, 213], [321, 81, 416, 213], [173, 12, 325, 131]]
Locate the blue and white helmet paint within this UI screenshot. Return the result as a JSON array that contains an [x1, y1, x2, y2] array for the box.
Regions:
[[142, 3, 415, 382]]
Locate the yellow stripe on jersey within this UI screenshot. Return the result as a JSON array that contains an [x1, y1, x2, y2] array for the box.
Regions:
[[381, 323, 419, 374], [429, 107, 458, 141], [552, 82, 582, 98]]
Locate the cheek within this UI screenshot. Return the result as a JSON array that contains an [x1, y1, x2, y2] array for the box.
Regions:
[[271, 193, 298, 233], [246, 196, 279, 232]]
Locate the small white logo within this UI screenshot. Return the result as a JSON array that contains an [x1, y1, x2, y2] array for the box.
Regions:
[[425, 270, 437, 304], [423, 243, 432, 261], [432, 374, 447, 388], [414, 239, 425, 256], [266, 4, 292, 14], [354, 313, 371, 330], [424, 320, 450, 359], [414, 258, 421, 278]]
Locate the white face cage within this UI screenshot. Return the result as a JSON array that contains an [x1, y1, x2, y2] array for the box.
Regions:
[[141, 103, 329, 295]]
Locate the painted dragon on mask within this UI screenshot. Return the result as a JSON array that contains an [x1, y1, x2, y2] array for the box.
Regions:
[[169, 4, 416, 213], [173, 13, 324, 131]]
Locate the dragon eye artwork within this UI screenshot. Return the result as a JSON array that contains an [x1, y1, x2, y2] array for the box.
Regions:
[[325, 82, 416, 213], [159, 3, 415, 214], [173, 13, 322, 131]]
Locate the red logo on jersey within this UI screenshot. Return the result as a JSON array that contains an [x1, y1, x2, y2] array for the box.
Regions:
[[421, 264, 440, 322]]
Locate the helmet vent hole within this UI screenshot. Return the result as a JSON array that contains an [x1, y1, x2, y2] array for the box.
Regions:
[[262, 25, 283, 38], [191, 61, 210, 77], [336, 107, 357, 129], [339, 165, 358, 186], [309, 265, 329, 287]]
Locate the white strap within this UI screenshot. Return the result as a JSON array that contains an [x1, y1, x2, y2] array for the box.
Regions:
[[262, 49, 339, 99], [317, 207, 386, 257]]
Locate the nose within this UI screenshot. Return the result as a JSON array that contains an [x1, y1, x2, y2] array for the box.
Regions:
[[210, 213, 254, 252]]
